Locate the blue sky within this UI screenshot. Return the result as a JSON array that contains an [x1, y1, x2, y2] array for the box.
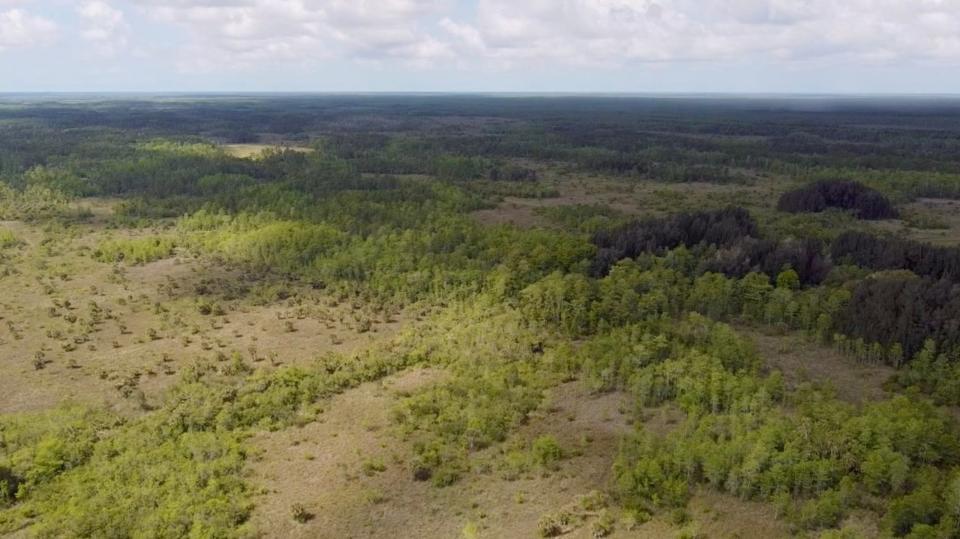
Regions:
[[2, 0, 960, 93]]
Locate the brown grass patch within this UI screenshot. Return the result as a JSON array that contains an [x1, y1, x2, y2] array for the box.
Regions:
[[247, 379, 633, 538], [743, 326, 894, 404], [872, 197, 960, 246], [0, 221, 402, 416], [223, 144, 313, 159], [470, 174, 776, 229]]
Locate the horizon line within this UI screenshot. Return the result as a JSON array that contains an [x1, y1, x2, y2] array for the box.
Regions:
[[2, 91, 960, 99]]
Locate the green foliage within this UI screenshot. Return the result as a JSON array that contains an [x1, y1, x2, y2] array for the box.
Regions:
[[776, 268, 801, 290], [433, 155, 488, 180], [0, 333, 424, 536], [902, 209, 950, 230], [603, 315, 960, 534], [804, 167, 960, 202], [110, 197, 201, 227], [501, 435, 567, 479], [137, 140, 224, 158], [536, 204, 628, 233], [177, 201, 593, 307], [461, 520, 480, 539], [796, 485, 851, 529], [520, 272, 596, 335], [883, 483, 943, 537], [0, 405, 118, 504], [290, 503, 311, 524], [893, 340, 960, 405], [590, 509, 616, 537], [189, 215, 345, 273], [197, 173, 257, 196], [520, 259, 691, 336], [0, 184, 74, 221], [392, 304, 559, 485], [530, 435, 564, 470], [0, 228, 18, 250], [537, 510, 572, 537], [465, 180, 560, 199], [25, 427, 251, 539], [94, 235, 177, 264], [613, 431, 690, 510], [23, 166, 91, 197]]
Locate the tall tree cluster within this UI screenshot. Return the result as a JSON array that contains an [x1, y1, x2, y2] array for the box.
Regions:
[[833, 231, 960, 283], [590, 207, 758, 275], [777, 180, 898, 219]]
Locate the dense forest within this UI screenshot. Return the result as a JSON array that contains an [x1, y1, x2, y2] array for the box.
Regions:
[[1, 95, 960, 538], [777, 180, 898, 220]]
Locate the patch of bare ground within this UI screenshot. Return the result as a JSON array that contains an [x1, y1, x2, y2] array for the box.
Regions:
[[470, 199, 550, 228], [465, 383, 631, 539], [636, 403, 685, 438], [741, 326, 894, 404], [247, 367, 448, 538], [470, 179, 641, 228], [618, 488, 791, 539], [247, 378, 634, 538]]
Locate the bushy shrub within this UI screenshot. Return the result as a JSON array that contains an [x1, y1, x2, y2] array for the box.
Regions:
[[538, 510, 575, 537], [0, 184, 73, 221], [94, 235, 177, 264], [290, 503, 311, 523], [530, 435, 564, 470]]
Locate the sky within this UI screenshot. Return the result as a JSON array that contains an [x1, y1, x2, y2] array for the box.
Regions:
[[1, 0, 960, 93]]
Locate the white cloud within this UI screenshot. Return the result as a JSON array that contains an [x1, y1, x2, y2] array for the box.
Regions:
[[78, 1, 130, 56], [445, 0, 960, 68], [72, 0, 960, 73], [0, 8, 57, 52], [128, 0, 453, 71]]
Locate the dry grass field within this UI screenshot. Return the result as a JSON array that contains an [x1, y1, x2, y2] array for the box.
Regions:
[[0, 217, 403, 417], [223, 144, 314, 159]]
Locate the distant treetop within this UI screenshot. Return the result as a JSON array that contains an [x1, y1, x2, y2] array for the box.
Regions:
[[777, 180, 898, 220]]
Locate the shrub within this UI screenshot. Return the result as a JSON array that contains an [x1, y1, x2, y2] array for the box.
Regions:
[[94, 236, 177, 264], [462, 520, 481, 539], [361, 458, 386, 476], [590, 510, 616, 538], [531, 436, 564, 471], [290, 503, 311, 523], [538, 510, 575, 537], [797, 489, 847, 529], [0, 228, 19, 249]]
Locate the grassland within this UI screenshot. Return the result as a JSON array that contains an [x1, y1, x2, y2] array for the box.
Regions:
[[222, 144, 314, 159]]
